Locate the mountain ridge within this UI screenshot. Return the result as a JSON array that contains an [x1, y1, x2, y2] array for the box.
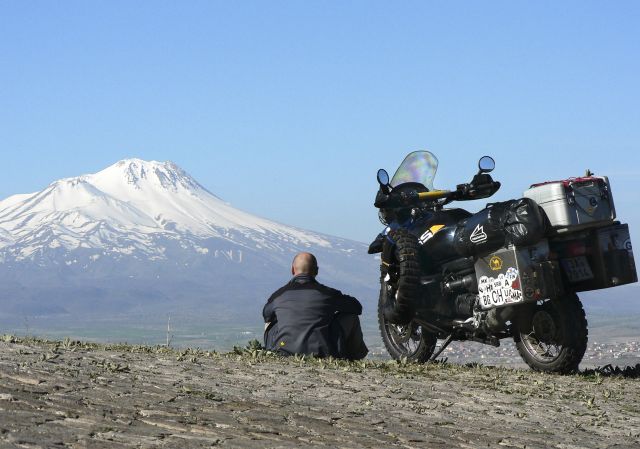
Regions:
[[0, 159, 379, 320]]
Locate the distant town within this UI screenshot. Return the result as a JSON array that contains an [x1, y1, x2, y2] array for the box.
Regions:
[[368, 339, 640, 369]]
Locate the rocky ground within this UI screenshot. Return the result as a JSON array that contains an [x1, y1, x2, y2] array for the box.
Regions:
[[0, 336, 639, 449]]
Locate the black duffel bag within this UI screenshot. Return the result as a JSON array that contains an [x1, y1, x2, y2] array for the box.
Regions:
[[453, 198, 545, 257], [503, 198, 546, 246]]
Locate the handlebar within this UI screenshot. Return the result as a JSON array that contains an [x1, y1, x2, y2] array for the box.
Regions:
[[377, 189, 453, 208], [461, 181, 501, 199], [375, 180, 500, 209], [417, 190, 453, 201]]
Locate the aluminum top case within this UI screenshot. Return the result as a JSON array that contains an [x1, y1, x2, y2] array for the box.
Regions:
[[524, 176, 616, 231]]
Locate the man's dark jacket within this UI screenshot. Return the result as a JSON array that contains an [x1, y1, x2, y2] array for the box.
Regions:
[[262, 274, 362, 357]]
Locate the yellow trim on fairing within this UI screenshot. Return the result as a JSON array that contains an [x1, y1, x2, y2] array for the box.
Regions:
[[429, 224, 446, 234]]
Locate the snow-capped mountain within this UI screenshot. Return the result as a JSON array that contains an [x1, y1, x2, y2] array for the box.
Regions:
[[0, 159, 378, 319], [0, 159, 338, 259]]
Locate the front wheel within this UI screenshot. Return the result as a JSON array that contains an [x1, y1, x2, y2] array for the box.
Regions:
[[513, 294, 588, 374], [378, 277, 437, 362]]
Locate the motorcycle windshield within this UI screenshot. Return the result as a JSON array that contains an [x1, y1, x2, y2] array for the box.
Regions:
[[390, 151, 439, 190]]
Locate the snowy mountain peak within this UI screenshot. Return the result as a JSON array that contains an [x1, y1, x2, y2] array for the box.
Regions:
[[0, 158, 336, 262], [0, 159, 375, 321], [94, 158, 205, 193]]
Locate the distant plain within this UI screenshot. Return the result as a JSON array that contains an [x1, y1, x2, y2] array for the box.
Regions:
[[2, 304, 639, 369]]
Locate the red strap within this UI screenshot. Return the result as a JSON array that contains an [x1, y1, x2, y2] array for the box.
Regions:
[[530, 176, 603, 188]]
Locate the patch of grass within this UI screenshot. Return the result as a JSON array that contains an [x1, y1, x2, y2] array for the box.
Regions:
[[5, 335, 640, 382]]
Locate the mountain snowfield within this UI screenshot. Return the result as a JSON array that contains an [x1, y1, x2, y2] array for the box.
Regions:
[[0, 159, 378, 320], [0, 159, 335, 259]]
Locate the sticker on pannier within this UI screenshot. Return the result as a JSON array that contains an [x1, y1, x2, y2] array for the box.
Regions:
[[478, 268, 523, 308]]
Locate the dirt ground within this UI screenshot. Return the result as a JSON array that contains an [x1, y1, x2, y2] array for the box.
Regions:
[[0, 337, 639, 449]]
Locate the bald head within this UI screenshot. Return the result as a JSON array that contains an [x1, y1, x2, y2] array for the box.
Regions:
[[291, 252, 319, 277]]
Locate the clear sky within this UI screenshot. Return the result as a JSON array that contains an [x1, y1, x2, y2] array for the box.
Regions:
[[1, 1, 638, 244]]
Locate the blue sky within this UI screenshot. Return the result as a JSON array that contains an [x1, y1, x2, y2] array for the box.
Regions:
[[1, 1, 638, 243]]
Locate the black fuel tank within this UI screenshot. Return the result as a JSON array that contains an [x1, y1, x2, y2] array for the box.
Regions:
[[409, 208, 472, 271]]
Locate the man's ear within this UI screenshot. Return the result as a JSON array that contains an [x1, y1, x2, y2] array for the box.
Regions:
[[314, 266, 319, 276], [291, 265, 296, 276]]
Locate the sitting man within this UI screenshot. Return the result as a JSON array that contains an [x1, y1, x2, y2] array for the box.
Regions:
[[263, 252, 368, 360]]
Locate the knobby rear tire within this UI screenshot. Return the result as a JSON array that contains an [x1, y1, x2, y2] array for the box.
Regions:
[[513, 294, 588, 374]]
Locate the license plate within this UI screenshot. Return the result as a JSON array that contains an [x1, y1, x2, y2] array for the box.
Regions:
[[561, 256, 594, 283]]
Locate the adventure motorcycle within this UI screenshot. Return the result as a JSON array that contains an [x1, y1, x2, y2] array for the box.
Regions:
[[369, 151, 637, 373]]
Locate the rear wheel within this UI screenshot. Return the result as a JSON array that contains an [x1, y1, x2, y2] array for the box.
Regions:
[[513, 294, 588, 373]]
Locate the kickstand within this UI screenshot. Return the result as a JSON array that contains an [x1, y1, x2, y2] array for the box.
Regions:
[[429, 334, 454, 362]]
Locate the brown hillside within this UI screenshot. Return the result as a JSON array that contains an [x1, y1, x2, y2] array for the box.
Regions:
[[0, 337, 638, 448]]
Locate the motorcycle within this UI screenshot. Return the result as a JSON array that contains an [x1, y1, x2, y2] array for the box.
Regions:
[[369, 151, 637, 373]]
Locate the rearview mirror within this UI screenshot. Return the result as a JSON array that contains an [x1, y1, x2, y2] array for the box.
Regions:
[[377, 169, 390, 186], [478, 156, 495, 173], [377, 169, 391, 194]]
